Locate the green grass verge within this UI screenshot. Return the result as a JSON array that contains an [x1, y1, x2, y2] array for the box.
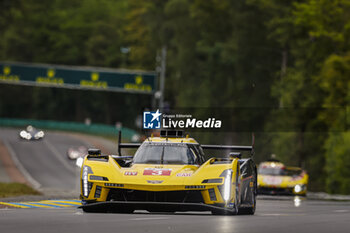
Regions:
[[0, 182, 40, 198]]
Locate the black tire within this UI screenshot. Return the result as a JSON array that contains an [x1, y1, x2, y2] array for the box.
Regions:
[[232, 168, 240, 215], [238, 195, 256, 215], [238, 174, 257, 215]]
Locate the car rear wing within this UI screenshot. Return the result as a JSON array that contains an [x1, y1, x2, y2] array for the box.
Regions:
[[201, 133, 255, 156], [201, 145, 252, 150], [201, 145, 254, 156], [117, 131, 255, 156]]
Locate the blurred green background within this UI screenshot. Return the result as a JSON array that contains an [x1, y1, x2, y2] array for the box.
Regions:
[[0, 0, 349, 194]]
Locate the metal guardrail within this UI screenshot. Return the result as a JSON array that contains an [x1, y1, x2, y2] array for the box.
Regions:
[[0, 118, 138, 141]]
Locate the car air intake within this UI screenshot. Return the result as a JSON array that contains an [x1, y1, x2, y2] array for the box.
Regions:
[[208, 188, 217, 201], [94, 186, 102, 198]]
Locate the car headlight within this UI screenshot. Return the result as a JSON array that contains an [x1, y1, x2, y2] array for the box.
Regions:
[[76, 157, 84, 168], [70, 151, 79, 158], [20, 131, 26, 137], [34, 131, 44, 139], [223, 169, 233, 202], [20, 131, 31, 139], [82, 165, 93, 197], [294, 184, 303, 193]]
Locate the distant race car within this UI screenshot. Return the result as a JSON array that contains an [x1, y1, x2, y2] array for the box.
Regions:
[[257, 160, 308, 196], [19, 125, 45, 140], [67, 146, 87, 160], [80, 130, 257, 215]]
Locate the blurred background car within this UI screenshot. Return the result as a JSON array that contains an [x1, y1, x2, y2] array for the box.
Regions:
[[19, 125, 45, 140], [257, 159, 308, 196], [67, 146, 87, 160]]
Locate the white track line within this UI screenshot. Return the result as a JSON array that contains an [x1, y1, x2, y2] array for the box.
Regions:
[[333, 210, 349, 213], [4, 140, 41, 189]]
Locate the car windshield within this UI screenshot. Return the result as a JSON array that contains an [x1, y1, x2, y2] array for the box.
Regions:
[[284, 168, 303, 177], [258, 167, 302, 176], [258, 167, 285, 176], [133, 143, 196, 165]]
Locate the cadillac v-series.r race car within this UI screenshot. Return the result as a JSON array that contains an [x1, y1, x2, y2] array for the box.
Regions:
[[257, 160, 308, 196], [80, 130, 257, 215]]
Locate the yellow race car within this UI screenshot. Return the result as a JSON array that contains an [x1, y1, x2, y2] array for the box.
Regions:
[[257, 160, 308, 196], [80, 130, 257, 215]]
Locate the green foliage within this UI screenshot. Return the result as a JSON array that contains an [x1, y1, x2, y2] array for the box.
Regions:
[[0, 0, 128, 67], [325, 133, 350, 194], [294, 0, 350, 47], [0, 182, 40, 198], [264, 0, 350, 192]]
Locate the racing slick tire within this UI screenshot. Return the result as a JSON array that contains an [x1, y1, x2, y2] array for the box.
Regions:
[[238, 174, 257, 215], [238, 195, 256, 215]]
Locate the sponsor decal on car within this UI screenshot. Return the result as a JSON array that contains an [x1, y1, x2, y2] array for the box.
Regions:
[[147, 180, 164, 184], [263, 176, 283, 185], [124, 171, 138, 176], [143, 168, 172, 176], [176, 172, 192, 177]]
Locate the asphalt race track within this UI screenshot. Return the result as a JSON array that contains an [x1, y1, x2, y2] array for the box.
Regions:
[[0, 127, 349, 233], [0, 197, 349, 233], [0, 128, 91, 193]]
